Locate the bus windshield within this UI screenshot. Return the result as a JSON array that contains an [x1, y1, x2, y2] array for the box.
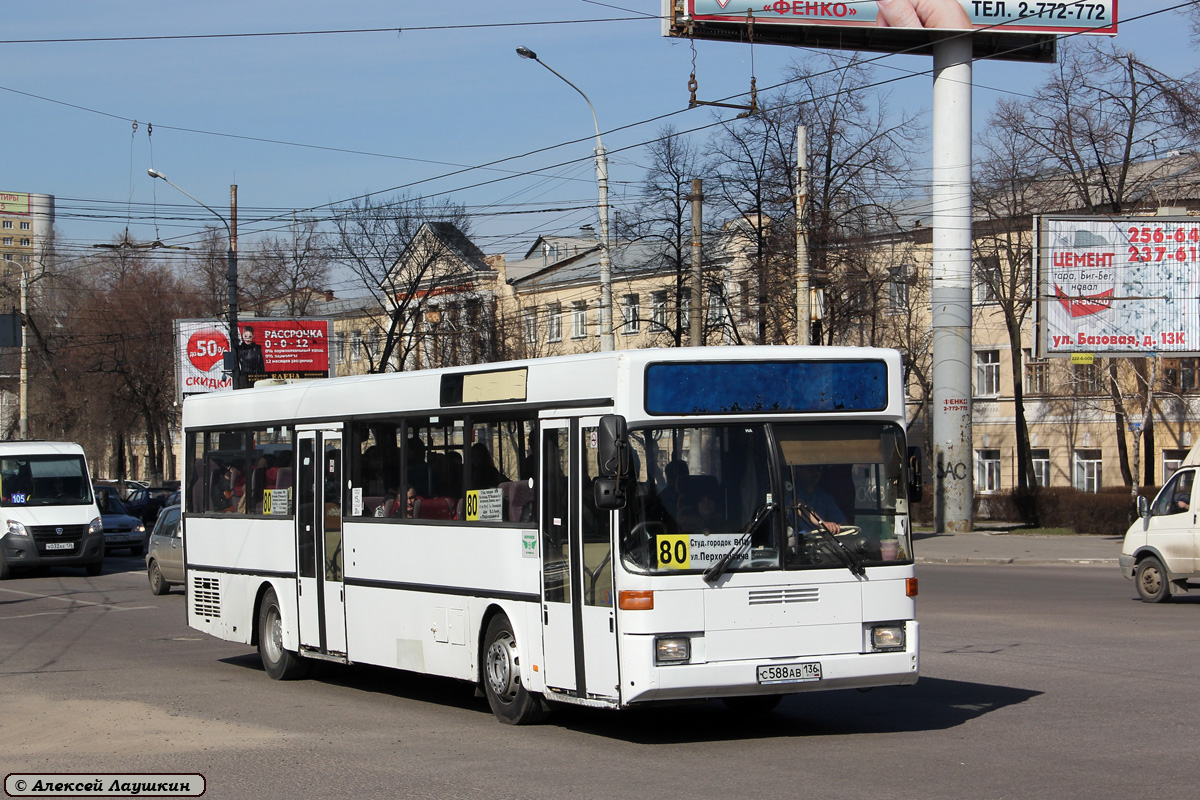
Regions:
[[0, 455, 94, 507], [620, 422, 912, 575]]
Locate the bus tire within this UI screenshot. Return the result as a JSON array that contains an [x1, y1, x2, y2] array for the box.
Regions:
[[722, 694, 783, 714], [258, 588, 309, 680], [482, 614, 548, 725], [1135, 556, 1171, 603]]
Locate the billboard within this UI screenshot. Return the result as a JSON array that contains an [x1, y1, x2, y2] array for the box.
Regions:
[[1037, 215, 1200, 357], [665, 1, 1117, 61], [0, 191, 30, 215], [176, 318, 332, 397]]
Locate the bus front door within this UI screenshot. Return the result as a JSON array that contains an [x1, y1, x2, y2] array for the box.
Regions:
[[296, 427, 347, 657], [540, 419, 618, 703]]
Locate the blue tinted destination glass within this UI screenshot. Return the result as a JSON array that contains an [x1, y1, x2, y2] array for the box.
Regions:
[[645, 361, 888, 415]]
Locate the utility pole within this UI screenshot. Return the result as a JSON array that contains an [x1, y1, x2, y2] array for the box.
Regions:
[[930, 38, 975, 533], [795, 125, 810, 346], [688, 179, 703, 346], [18, 263, 28, 439], [230, 185, 240, 388]]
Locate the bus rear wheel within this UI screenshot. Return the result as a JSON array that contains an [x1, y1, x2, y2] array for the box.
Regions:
[[257, 588, 309, 680], [482, 614, 548, 725]]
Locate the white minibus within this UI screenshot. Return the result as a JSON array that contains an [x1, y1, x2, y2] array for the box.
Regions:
[[0, 441, 105, 578]]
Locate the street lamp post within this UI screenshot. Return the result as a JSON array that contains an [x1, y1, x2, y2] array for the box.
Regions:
[[2, 257, 29, 438], [148, 169, 243, 390], [516, 46, 614, 352]]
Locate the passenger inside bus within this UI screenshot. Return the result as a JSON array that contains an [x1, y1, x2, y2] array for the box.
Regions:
[[468, 442, 507, 490]]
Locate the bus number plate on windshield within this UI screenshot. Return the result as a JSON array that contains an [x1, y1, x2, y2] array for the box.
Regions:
[[757, 662, 821, 684]]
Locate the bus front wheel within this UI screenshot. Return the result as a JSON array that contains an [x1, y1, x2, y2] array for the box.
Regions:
[[257, 588, 309, 680], [482, 614, 548, 725]]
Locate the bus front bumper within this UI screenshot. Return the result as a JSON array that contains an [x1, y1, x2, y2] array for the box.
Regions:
[[621, 622, 919, 705]]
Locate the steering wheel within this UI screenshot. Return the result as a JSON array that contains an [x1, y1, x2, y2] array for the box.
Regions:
[[624, 521, 664, 553]]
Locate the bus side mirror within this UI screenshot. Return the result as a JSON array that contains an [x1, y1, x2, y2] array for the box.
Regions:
[[594, 478, 625, 511], [907, 446, 923, 504], [598, 415, 629, 479]]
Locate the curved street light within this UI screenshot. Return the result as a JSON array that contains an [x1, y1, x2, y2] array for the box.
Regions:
[[148, 169, 243, 390], [1, 257, 29, 438], [516, 46, 614, 352]]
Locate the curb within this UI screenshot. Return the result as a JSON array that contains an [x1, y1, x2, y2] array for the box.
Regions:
[[917, 557, 1118, 567]]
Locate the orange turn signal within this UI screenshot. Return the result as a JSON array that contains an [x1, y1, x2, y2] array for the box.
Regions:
[[906, 577, 918, 597], [618, 590, 654, 610]]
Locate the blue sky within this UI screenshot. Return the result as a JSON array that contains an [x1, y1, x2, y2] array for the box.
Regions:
[[3, 1, 1196, 292]]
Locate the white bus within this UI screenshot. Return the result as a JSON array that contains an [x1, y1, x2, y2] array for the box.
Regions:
[[181, 346, 920, 724]]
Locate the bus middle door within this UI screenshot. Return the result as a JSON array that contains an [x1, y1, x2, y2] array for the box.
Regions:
[[296, 426, 347, 657], [540, 419, 618, 703]]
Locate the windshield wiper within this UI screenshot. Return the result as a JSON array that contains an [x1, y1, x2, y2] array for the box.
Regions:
[[794, 500, 865, 577], [703, 502, 775, 584]]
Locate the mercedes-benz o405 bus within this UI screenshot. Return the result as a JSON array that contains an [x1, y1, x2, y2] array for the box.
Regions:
[[180, 346, 920, 723]]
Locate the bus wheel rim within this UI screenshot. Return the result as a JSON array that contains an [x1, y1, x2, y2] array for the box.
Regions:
[[486, 632, 520, 702]]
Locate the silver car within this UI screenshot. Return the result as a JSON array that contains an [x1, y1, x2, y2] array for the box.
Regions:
[[145, 504, 183, 595]]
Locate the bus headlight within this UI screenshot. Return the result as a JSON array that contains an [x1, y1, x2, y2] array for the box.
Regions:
[[871, 624, 906, 652], [655, 636, 691, 665], [5, 519, 30, 538]]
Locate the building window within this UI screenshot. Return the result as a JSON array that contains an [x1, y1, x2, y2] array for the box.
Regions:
[[1162, 449, 1189, 484], [1, 221, 11, 229], [1031, 448, 1051, 488], [650, 292, 668, 332], [737, 281, 750, 322], [19, 222, 30, 231], [523, 310, 538, 345], [973, 254, 1001, 304], [976, 449, 1001, 493], [19, 238, 30, 247], [975, 350, 1001, 397], [886, 264, 911, 314], [19, 255, 29, 264], [1074, 449, 1102, 493], [571, 301, 587, 339], [1074, 360, 1104, 394], [1024, 349, 1048, 395], [706, 290, 722, 327], [2, 238, 10, 246], [546, 303, 562, 342], [622, 294, 640, 335], [351, 331, 363, 361], [1164, 358, 1200, 393]]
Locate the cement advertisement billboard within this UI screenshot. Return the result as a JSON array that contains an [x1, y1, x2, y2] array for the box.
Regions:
[[176, 318, 332, 398], [1037, 215, 1200, 357]]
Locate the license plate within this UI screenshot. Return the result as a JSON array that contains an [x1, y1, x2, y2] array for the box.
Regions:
[[45, 542, 74, 551], [757, 662, 821, 684]]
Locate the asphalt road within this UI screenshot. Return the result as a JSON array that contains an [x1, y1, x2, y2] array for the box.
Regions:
[[1, 555, 1196, 800]]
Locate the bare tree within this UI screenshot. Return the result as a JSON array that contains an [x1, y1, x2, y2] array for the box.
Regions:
[[623, 125, 705, 346], [241, 217, 332, 316], [704, 54, 924, 347], [332, 194, 482, 372], [988, 40, 1200, 492]]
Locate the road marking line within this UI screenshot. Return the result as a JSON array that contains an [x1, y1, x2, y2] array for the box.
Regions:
[[0, 586, 153, 611]]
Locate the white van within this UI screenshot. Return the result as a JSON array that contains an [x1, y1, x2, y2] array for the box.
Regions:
[[0, 441, 105, 579], [1120, 447, 1200, 603]]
